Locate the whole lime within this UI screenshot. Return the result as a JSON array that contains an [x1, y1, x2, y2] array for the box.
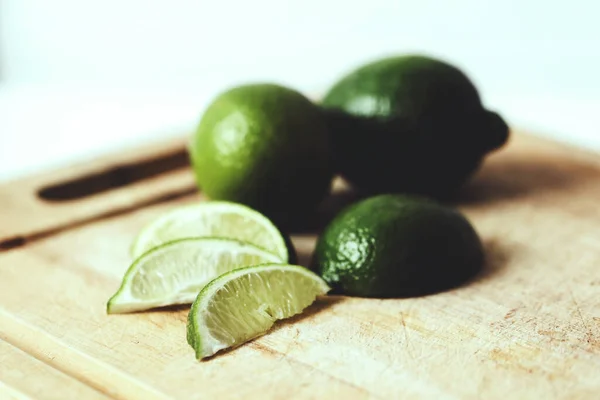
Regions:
[[190, 84, 333, 223], [322, 54, 482, 119], [311, 194, 484, 297], [321, 55, 509, 198]]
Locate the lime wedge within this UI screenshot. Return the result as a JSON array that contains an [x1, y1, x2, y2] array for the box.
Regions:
[[130, 201, 288, 261], [186, 263, 330, 360], [108, 238, 282, 314]]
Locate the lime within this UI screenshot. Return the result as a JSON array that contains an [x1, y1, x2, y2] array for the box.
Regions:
[[311, 194, 483, 297], [322, 55, 482, 120], [108, 238, 282, 314], [186, 264, 330, 359], [321, 54, 509, 198], [130, 201, 291, 262], [189, 84, 333, 224]]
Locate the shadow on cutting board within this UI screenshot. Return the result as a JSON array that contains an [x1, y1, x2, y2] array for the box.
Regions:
[[468, 238, 515, 285], [266, 296, 345, 334], [456, 152, 599, 206], [143, 304, 191, 314], [285, 148, 600, 235]]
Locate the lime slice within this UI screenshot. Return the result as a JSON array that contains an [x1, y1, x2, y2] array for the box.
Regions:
[[130, 201, 288, 261], [108, 238, 282, 314], [187, 263, 330, 360]]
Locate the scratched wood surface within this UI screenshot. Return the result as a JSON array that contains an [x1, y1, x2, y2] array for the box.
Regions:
[[0, 132, 599, 399]]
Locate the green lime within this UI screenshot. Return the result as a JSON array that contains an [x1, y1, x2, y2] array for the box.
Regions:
[[311, 194, 483, 297], [323, 54, 482, 119], [130, 201, 293, 262], [186, 264, 330, 360], [321, 54, 509, 198], [108, 237, 282, 314], [190, 84, 333, 224]]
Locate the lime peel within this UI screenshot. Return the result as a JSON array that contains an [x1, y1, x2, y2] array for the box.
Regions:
[[108, 237, 282, 314], [130, 201, 289, 261], [187, 264, 330, 360]]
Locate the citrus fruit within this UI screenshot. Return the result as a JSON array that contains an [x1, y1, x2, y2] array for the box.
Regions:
[[321, 54, 509, 197], [130, 201, 292, 262], [322, 54, 482, 119], [311, 194, 484, 297], [189, 84, 333, 224], [187, 264, 330, 359], [108, 238, 282, 313]]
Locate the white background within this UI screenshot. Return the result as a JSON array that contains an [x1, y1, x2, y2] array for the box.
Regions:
[[1, 0, 599, 181]]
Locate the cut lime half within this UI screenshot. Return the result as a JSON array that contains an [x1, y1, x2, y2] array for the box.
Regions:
[[108, 238, 282, 314], [130, 201, 289, 261], [187, 263, 330, 360]]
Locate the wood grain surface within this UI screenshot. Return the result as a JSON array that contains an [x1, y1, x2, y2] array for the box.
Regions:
[[0, 339, 109, 400], [0, 132, 599, 399]]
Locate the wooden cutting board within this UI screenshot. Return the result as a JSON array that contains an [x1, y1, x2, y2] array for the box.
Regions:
[[0, 131, 599, 400]]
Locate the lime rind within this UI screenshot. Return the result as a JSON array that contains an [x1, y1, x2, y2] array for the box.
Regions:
[[130, 201, 288, 261], [187, 263, 331, 360], [107, 237, 282, 314]]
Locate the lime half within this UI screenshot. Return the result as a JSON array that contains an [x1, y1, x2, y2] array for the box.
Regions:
[[108, 238, 282, 314], [131, 201, 288, 261], [187, 264, 330, 359]]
